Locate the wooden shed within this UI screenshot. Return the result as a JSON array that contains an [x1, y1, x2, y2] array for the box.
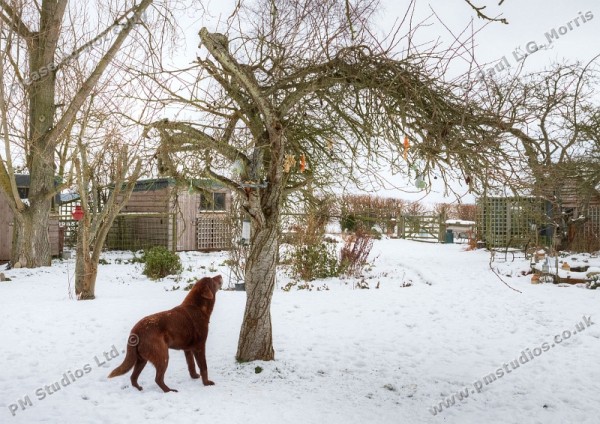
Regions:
[[104, 178, 232, 252], [550, 178, 600, 251], [0, 175, 63, 262]]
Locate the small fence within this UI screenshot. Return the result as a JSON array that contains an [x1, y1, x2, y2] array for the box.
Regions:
[[397, 214, 445, 243]]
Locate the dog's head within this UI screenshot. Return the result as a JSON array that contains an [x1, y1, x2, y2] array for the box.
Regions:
[[182, 275, 223, 307]]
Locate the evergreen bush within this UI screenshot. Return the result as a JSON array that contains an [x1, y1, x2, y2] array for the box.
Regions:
[[142, 246, 182, 279]]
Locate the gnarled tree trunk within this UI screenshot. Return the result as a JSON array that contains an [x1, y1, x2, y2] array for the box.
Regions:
[[11, 196, 52, 268], [236, 126, 285, 362], [236, 216, 279, 362]]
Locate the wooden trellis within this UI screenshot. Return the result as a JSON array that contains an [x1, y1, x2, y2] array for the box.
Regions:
[[197, 215, 231, 251], [477, 197, 544, 248]]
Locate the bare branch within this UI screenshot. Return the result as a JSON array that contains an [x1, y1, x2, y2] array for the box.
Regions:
[[0, 0, 34, 40]]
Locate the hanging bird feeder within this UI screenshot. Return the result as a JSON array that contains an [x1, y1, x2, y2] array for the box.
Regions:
[[415, 174, 426, 190], [72, 205, 84, 221], [241, 218, 251, 245]]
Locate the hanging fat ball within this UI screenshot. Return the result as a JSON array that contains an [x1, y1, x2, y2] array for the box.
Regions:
[[283, 154, 296, 173], [299, 154, 306, 173], [403, 136, 410, 160]]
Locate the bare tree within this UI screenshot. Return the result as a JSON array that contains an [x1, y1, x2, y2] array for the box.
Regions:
[[454, 203, 477, 221], [72, 104, 142, 299], [146, 0, 515, 361], [474, 62, 600, 248], [0, 0, 157, 268]]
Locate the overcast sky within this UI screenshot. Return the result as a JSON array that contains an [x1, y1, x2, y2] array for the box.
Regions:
[[173, 0, 600, 206]]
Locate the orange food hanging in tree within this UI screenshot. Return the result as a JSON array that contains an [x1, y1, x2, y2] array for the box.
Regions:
[[300, 154, 306, 173], [403, 136, 409, 160]]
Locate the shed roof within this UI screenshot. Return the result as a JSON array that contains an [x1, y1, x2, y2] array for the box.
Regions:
[[132, 177, 226, 192]]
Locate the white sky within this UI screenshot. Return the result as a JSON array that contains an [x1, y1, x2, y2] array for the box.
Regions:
[[169, 0, 600, 206]]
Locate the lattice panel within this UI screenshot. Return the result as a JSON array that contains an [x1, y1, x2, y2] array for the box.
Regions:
[[197, 215, 231, 251], [478, 197, 542, 248], [584, 206, 600, 237]]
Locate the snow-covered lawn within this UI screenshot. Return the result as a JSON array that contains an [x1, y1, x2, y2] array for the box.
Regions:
[[1, 239, 598, 424]]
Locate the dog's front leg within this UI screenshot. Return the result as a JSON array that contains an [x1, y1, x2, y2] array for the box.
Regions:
[[184, 350, 200, 379], [193, 349, 214, 386]]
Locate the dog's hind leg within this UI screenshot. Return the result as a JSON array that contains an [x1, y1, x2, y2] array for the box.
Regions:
[[185, 350, 200, 379], [130, 358, 147, 391], [151, 352, 177, 393]]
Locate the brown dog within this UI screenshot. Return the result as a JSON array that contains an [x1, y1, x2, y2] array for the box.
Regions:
[[108, 275, 222, 392]]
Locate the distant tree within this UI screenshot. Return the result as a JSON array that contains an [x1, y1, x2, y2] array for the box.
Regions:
[[406, 201, 427, 216], [474, 62, 600, 248], [454, 203, 477, 222], [433, 203, 452, 219], [72, 103, 142, 299], [0, 0, 164, 268]]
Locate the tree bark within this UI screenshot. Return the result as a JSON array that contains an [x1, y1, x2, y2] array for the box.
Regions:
[[11, 20, 61, 267], [236, 128, 284, 362], [11, 197, 52, 268], [236, 217, 279, 362], [75, 256, 98, 300], [74, 222, 98, 300]]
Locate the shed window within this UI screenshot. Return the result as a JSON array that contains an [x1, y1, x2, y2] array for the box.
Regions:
[[200, 192, 226, 212]]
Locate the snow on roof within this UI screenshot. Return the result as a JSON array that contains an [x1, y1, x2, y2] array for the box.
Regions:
[[445, 219, 476, 225]]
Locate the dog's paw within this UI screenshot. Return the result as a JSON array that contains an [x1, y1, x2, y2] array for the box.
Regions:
[[190, 373, 200, 379], [203, 380, 215, 386]]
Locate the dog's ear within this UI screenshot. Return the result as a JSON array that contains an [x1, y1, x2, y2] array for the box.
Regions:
[[199, 283, 214, 300]]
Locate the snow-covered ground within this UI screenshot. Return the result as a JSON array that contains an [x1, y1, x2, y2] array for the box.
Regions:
[[1, 239, 599, 424]]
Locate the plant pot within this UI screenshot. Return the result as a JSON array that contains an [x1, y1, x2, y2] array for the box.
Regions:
[[235, 283, 245, 291]]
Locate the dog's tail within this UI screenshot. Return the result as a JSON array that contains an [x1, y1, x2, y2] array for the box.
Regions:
[[108, 335, 138, 378]]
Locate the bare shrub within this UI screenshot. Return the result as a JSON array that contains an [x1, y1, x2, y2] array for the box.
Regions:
[[340, 230, 374, 277], [454, 204, 477, 221], [405, 201, 427, 216], [285, 198, 340, 282], [340, 194, 405, 234]]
